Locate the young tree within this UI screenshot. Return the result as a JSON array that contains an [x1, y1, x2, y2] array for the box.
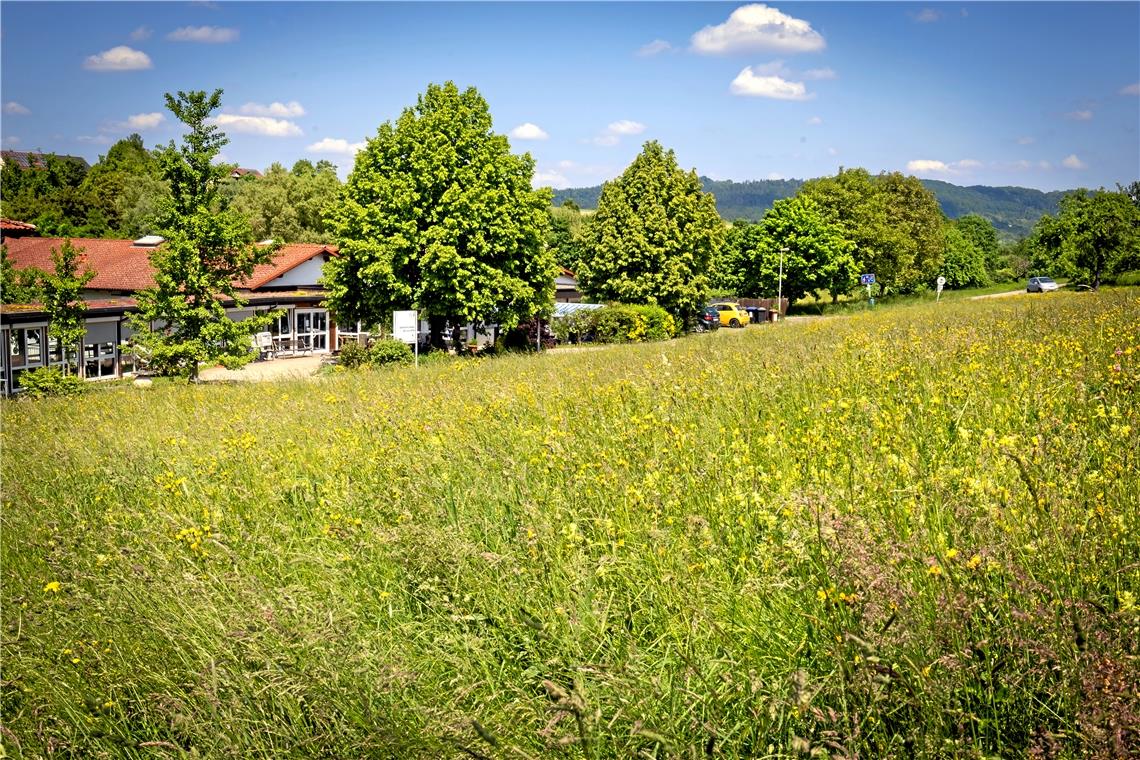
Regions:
[[126, 90, 274, 380], [324, 81, 553, 348], [719, 196, 856, 305], [577, 141, 723, 320], [1035, 188, 1140, 289], [37, 240, 95, 375]]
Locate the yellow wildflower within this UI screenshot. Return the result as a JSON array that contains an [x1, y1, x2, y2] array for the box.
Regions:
[[43, 581, 61, 593]]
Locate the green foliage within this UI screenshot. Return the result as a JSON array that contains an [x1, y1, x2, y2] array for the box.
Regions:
[[719, 196, 857, 305], [954, 214, 1001, 274], [125, 90, 275, 380], [336, 340, 371, 369], [325, 81, 554, 346], [0, 244, 41, 304], [546, 205, 589, 274], [941, 223, 990, 289], [1034, 187, 1140, 289], [369, 338, 414, 366], [590, 304, 642, 343], [578, 141, 723, 319], [0, 154, 103, 237], [227, 161, 341, 243], [562, 303, 678, 344], [15, 366, 85, 398], [37, 240, 95, 374]]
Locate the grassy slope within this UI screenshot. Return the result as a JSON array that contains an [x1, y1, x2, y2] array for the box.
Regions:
[[2, 292, 1138, 758]]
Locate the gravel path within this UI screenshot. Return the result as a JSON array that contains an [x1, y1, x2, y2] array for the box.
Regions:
[[199, 355, 324, 383]]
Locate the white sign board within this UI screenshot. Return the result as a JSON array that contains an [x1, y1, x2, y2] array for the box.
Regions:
[[393, 310, 418, 344], [936, 276, 946, 289]]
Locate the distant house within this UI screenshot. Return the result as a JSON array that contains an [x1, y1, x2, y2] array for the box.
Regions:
[[0, 150, 91, 171], [1, 236, 338, 394], [0, 219, 38, 241], [556, 267, 582, 303], [229, 167, 263, 179]]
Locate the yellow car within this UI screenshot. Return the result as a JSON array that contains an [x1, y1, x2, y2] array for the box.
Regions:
[[710, 302, 750, 328]]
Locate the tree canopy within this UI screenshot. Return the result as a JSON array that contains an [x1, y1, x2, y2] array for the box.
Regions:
[[227, 160, 341, 244], [126, 89, 274, 379], [324, 81, 553, 346], [1034, 187, 1140, 289], [577, 140, 723, 318]]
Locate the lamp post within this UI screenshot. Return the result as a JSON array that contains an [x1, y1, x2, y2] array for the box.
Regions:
[[778, 246, 788, 321]]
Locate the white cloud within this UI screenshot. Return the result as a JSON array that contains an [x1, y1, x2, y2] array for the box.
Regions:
[[590, 120, 647, 146], [130, 26, 152, 41], [3, 102, 31, 115], [510, 122, 549, 140], [166, 26, 239, 43], [1120, 82, 1140, 96], [912, 8, 942, 23], [730, 67, 812, 100], [1064, 110, 1093, 121], [1009, 159, 1052, 171], [212, 114, 302, 137], [802, 67, 836, 80], [533, 169, 570, 188], [2, 136, 20, 147], [692, 4, 825, 55], [1016, 136, 1035, 145], [239, 101, 306, 118], [827, 147, 838, 156], [807, 116, 823, 125], [767, 171, 784, 180], [124, 112, 165, 130], [1062, 154, 1086, 169], [83, 46, 152, 71], [907, 159, 952, 174], [306, 137, 365, 154], [637, 39, 674, 57], [77, 134, 113, 145], [955, 159, 983, 169]]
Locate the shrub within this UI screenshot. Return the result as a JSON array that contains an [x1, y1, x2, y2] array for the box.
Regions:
[[17, 367, 85, 398], [551, 309, 595, 344], [369, 338, 414, 367], [337, 340, 371, 369], [591, 304, 642, 343], [631, 304, 678, 340]]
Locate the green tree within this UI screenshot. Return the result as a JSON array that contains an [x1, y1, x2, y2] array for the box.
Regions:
[[324, 81, 553, 348], [126, 89, 274, 380], [954, 214, 1000, 276], [1035, 188, 1140, 289], [81, 134, 168, 235], [1, 245, 41, 304], [547, 204, 589, 275], [577, 141, 723, 319], [719, 196, 856, 305], [37, 240, 95, 375], [941, 223, 989, 289]]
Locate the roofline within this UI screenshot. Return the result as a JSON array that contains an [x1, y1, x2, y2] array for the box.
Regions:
[[243, 245, 337, 289]]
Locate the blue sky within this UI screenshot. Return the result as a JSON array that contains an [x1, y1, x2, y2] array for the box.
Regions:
[[2, 2, 1138, 192]]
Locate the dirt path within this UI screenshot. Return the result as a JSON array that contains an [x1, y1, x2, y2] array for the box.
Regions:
[[199, 355, 324, 383], [969, 289, 1028, 300]]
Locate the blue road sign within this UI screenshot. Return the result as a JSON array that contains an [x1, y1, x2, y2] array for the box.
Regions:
[[860, 273, 876, 286]]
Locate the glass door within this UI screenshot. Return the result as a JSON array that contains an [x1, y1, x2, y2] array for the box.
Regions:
[[295, 309, 328, 352]]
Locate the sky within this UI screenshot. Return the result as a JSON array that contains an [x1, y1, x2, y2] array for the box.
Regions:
[[2, 2, 1138, 192]]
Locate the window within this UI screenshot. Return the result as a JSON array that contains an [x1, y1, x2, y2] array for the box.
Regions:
[[295, 310, 328, 352], [47, 335, 80, 374], [268, 309, 293, 351], [84, 341, 117, 379], [9, 326, 46, 390]]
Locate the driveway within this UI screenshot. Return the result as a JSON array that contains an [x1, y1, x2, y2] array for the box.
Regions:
[[199, 355, 324, 383]]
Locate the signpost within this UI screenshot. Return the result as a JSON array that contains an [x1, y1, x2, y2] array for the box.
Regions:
[[936, 275, 946, 301], [393, 309, 419, 367], [860, 273, 876, 306]]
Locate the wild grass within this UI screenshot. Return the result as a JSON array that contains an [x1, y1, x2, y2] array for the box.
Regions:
[[2, 290, 1138, 758]]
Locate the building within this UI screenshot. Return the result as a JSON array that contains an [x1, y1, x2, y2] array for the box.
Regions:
[[0, 150, 90, 171], [1, 236, 338, 394], [0, 218, 38, 241]]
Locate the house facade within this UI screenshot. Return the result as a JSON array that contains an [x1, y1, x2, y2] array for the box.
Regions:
[[1, 236, 338, 394]]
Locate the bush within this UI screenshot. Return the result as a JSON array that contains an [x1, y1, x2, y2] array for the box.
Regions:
[[631, 304, 678, 341], [18, 367, 85, 398], [369, 338, 414, 367], [591, 304, 642, 343], [337, 340, 371, 369]]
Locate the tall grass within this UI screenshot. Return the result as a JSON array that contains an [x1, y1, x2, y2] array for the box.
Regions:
[[2, 291, 1137, 758]]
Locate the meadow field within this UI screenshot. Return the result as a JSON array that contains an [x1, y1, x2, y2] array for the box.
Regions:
[[2, 292, 1137, 758]]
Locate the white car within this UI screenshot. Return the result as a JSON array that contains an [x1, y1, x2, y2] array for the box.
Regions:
[[1027, 276, 1060, 293]]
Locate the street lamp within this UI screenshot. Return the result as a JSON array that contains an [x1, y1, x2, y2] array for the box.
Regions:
[[778, 246, 788, 321]]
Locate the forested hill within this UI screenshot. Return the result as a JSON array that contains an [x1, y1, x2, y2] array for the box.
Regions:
[[552, 177, 1072, 238]]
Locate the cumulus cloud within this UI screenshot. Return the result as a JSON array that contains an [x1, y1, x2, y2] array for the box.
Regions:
[[212, 114, 302, 137], [533, 169, 570, 188], [637, 39, 674, 56], [691, 4, 825, 55], [1064, 110, 1093, 121], [1062, 154, 1086, 169], [84, 46, 152, 71], [911, 8, 942, 23], [767, 171, 784, 180], [906, 158, 982, 175], [510, 122, 549, 140], [1121, 82, 1140, 96], [306, 137, 365, 154], [730, 67, 812, 100], [590, 120, 647, 146], [123, 112, 165, 130], [130, 26, 152, 41], [167, 26, 239, 43], [802, 67, 836, 80], [3, 102, 31, 115], [807, 115, 823, 125], [239, 101, 306, 118], [77, 134, 113, 145]]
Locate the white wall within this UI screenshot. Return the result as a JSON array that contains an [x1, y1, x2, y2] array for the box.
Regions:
[[261, 255, 328, 288]]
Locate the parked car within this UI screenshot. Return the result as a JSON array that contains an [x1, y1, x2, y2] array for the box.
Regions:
[[710, 302, 750, 328], [696, 305, 721, 332], [1027, 276, 1060, 293]]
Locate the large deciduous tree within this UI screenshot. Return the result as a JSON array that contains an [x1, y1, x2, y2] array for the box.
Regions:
[[941, 223, 989, 289], [1035, 188, 1140, 290], [324, 81, 553, 348], [126, 90, 274, 380], [577, 141, 723, 320], [719, 196, 856, 305]]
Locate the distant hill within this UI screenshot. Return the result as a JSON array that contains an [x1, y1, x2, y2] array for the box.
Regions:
[[552, 177, 1073, 239]]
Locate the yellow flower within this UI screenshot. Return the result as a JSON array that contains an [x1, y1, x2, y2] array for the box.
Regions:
[[43, 581, 61, 593], [927, 564, 943, 577], [945, 548, 959, 561]]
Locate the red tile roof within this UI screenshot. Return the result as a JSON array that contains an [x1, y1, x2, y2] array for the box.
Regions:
[[3, 237, 337, 293], [1, 218, 37, 231]]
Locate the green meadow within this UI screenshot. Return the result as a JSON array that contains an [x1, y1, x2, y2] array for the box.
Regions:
[[2, 292, 1137, 758]]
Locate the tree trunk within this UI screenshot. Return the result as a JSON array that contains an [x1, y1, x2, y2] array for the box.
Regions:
[[428, 316, 448, 351]]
